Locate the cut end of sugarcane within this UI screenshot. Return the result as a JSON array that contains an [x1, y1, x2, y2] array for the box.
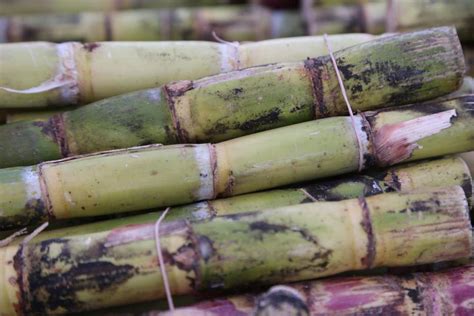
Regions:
[[373, 109, 457, 166], [0, 43, 80, 105]]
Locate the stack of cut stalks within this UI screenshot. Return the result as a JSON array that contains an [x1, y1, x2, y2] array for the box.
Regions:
[[0, 1, 473, 315]]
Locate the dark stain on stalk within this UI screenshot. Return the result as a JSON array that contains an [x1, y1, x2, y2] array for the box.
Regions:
[[385, 170, 402, 191], [33, 114, 70, 157], [220, 170, 235, 197], [460, 173, 472, 203], [249, 221, 332, 266], [410, 199, 438, 213], [0, 198, 48, 230], [237, 107, 282, 131], [358, 196, 376, 269], [300, 176, 384, 203], [82, 42, 100, 52], [13, 238, 138, 314], [405, 287, 422, 304], [304, 57, 328, 118]]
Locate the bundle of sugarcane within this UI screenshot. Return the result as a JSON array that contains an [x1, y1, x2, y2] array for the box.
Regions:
[[0, 33, 377, 109], [1, 94, 473, 229], [0, 6, 304, 43], [157, 262, 474, 315], [0, 186, 472, 315], [0, 156, 471, 314], [303, 0, 474, 42], [0, 0, 247, 15], [0, 27, 465, 168]]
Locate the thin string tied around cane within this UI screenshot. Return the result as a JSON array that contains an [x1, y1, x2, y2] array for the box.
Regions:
[[154, 207, 175, 311], [323, 34, 365, 172], [212, 31, 241, 70]]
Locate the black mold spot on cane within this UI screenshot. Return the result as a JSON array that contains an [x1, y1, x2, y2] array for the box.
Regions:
[[0, 199, 47, 230], [33, 115, 70, 157], [255, 287, 309, 316], [237, 107, 282, 131], [405, 287, 422, 304], [13, 239, 137, 314], [460, 173, 472, 202]]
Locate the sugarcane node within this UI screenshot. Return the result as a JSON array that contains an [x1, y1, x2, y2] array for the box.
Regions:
[[303, 57, 328, 118], [163, 81, 193, 143], [358, 196, 376, 269], [49, 114, 70, 157]]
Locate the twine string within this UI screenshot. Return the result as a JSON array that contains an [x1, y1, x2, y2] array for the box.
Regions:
[[22, 222, 49, 245], [154, 207, 174, 311], [0, 228, 28, 248], [299, 188, 317, 202], [323, 34, 365, 172], [212, 31, 241, 70]]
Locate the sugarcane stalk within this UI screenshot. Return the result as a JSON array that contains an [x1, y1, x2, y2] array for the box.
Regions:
[[0, 0, 246, 15], [304, 0, 474, 42], [1, 94, 473, 229], [0, 6, 304, 43], [0, 33, 375, 110], [5, 74, 472, 124], [0, 28, 464, 168], [0, 186, 471, 315], [25, 156, 466, 232], [160, 262, 474, 316]]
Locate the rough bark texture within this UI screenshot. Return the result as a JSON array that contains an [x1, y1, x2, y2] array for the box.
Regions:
[[0, 187, 471, 315]]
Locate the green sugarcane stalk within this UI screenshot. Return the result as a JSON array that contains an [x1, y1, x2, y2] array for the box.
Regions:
[[0, 6, 304, 43], [16, 155, 469, 232], [0, 0, 246, 15], [0, 33, 376, 110], [0, 28, 464, 168], [0, 186, 471, 315], [304, 0, 474, 42], [158, 262, 474, 316], [1, 94, 473, 229], [4, 74, 473, 125]]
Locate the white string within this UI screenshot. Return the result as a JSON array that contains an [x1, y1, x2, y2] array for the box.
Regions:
[[324, 33, 365, 172], [299, 188, 317, 202], [22, 222, 49, 245], [0, 228, 28, 247], [154, 207, 174, 311], [212, 31, 241, 70]]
